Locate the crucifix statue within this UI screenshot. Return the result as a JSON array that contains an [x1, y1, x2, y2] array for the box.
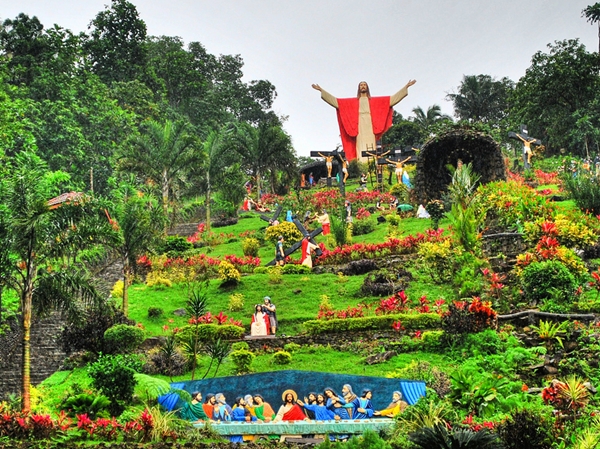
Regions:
[[385, 156, 412, 186], [362, 141, 392, 187], [309, 149, 347, 196], [508, 125, 541, 170]]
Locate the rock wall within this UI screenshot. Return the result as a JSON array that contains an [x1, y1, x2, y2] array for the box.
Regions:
[[0, 313, 67, 400]]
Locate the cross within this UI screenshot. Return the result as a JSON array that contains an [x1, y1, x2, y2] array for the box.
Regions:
[[508, 125, 541, 170], [260, 204, 283, 225], [362, 141, 395, 186], [265, 218, 323, 266], [309, 149, 347, 196]]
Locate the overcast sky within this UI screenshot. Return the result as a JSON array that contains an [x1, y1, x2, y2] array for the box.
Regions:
[[1, 0, 598, 157]]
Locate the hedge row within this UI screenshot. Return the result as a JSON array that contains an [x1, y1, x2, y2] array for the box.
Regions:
[[303, 313, 441, 335], [175, 324, 245, 343]]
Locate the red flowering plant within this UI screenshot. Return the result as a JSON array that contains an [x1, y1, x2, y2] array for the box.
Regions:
[[535, 169, 559, 185], [375, 291, 410, 315], [315, 229, 447, 266], [589, 269, 600, 299], [462, 414, 496, 432], [260, 193, 284, 207], [392, 320, 405, 332], [442, 297, 497, 339], [355, 207, 371, 220], [224, 254, 261, 272], [480, 268, 506, 303]]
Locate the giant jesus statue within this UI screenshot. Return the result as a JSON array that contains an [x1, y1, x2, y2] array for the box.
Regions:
[[312, 80, 416, 161]]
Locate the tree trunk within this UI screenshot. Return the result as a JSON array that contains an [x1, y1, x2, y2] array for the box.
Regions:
[[205, 172, 211, 232], [123, 257, 130, 316], [21, 274, 34, 413], [255, 169, 261, 200], [162, 169, 169, 233]]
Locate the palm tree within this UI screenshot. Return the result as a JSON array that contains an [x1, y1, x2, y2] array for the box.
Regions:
[[107, 181, 164, 316], [409, 424, 503, 449], [119, 119, 198, 227], [2, 151, 105, 412], [446, 74, 514, 124], [228, 118, 295, 197], [583, 3, 600, 54], [198, 129, 227, 232], [411, 105, 452, 135]]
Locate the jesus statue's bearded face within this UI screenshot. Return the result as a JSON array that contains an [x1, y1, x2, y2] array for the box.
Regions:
[[357, 81, 371, 98]]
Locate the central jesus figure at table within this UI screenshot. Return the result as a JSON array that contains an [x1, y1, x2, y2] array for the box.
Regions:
[[312, 80, 416, 161]]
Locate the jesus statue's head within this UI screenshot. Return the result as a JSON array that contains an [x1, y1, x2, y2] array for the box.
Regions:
[[356, 81, 371, 98]]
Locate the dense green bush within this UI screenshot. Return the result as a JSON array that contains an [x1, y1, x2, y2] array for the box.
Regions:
[[160, 236, 193, 255], [103, 324, 146, 354], [231, 341, 249, 351], [242, 237, 261, 257], [88, 354, 143, 416], [520, 260, 577, 305], [303, 313, 441, 335], [60, 304, 134, 355], [272, 350, 292, 365], [175, 324, 245, 344], [561, 169, 600, 215], [230, 349, 255, 374], [147, 307, 164, 319], [496, 408, 553, 449], [352, 217, 377, 236], [282, 263, 311, 274]]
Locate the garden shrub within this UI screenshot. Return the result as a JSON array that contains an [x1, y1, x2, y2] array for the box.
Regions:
[[143, 346, 187, 377], [520, 260, 577, 305], [272, 350, 292, 365], [145, 272, 173, 288], [386, 213, 401, 227], [60, 304, 134, 355], [88, 354, 143, 416], [282, 264, 311, 274], [228, 293, 244, 312], [417, 239, 461, 283], [103, 324, 146, 354], [147, 307, 164, 319], [218, 260, 241, 285], [230, 349, 255, 374], [284, 342, 301, 353], [496, 408, 553, 449], [264, 221, 303, 249], [561, 167, 600, 215], [304, 313, 441, 335], [360, 268, 412, 297], [110, 280, 124, 299], [160, 236, 193, 255], [441, 297, 497, 341], [426, 200, 445, 230], [523, 214, 598, 249], [352, 217, 377, 236], [253, 266, 269, 274], [231, 341, 249, 351], [60, 393, 111, 419], [473, 180, 555, 231], [421, 330, 444, 351], [175, 324, 245, 343], [242, 237, 261, 257]]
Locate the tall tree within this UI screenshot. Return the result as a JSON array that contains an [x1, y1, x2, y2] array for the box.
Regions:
[[106, 181, 164, 316], [583, 3, 600, 54], [511, 39, 600, 153], [383, 111, 426, 150], [446, 75, 514, 124], [229, 118, 295, 197], [411, 105, 452, 135], [118, 119, 199, 221], [0, 13, 49, 86], [85, 0, 148, 84], [1, 151, 104, 412]]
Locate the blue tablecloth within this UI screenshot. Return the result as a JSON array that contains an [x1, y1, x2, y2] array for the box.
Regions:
[[194, 419, 395, 435]]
